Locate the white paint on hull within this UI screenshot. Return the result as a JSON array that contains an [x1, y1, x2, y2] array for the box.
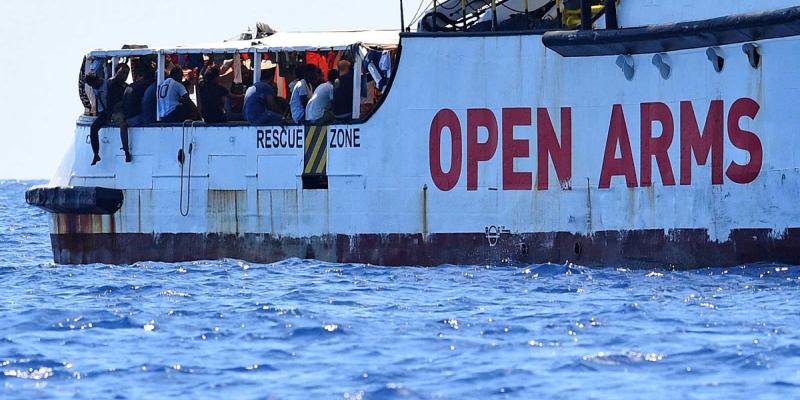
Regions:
[[51, 29, 800, 245]]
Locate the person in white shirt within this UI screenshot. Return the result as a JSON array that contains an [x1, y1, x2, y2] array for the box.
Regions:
[[305, 69, 339, 124], [289, 65, 314, 123], [158, 67, 190, 122]]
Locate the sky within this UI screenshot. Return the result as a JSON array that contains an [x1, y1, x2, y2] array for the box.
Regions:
[[0, 0, 410, 179]]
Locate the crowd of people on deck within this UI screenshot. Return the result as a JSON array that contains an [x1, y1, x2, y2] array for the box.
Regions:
[[82, 51, 378, 165]]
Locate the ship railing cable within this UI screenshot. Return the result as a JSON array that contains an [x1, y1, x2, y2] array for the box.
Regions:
[[178, 120, 196, 217], [408, 0, 435, 28], [437, 0, 480, 10]]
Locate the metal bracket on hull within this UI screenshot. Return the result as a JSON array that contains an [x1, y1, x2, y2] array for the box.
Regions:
[[742, 43, 762, 69], [651, 53, 671, 80], [615, 54, 635, 80], [706, 47, 725, 73]]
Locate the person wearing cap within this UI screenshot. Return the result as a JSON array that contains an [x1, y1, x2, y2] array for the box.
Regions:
[[243, 60, 283, 125]]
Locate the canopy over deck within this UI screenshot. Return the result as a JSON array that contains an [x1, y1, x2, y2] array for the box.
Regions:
[[88, 29, 400, 57]]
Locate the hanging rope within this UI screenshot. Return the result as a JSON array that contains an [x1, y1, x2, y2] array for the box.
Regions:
[[179, 120, 196, 217]]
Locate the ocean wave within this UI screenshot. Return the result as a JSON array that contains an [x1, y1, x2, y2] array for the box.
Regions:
[[1, 181, 800, 398]]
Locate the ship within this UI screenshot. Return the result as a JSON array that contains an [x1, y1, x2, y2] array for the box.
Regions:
[[25, 0, 800, 268]]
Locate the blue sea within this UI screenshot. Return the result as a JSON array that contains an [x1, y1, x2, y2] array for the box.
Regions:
[[1, 180, 799, 399]]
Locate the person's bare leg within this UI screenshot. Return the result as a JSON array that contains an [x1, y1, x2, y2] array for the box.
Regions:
[[120, 121, 132, 162], [89, 114, 105, 165]]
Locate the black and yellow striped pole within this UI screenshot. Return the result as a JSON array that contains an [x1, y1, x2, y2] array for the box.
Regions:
[[304, 126, 329, 176]]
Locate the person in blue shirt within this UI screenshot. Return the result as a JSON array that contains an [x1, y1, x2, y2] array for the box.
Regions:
[[141, 80, 157, 124], [123, 66, 154, 127], [120, 66, 155, 162], [289, 64, 313, 123], [243, 64, 283, 125]]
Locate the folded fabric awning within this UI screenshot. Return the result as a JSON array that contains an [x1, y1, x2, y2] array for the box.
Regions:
[[252, 30, 400, 52], [87, 30, 400, 58]]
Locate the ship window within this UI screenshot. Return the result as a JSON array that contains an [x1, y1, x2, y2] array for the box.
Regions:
[[80, 54, 158, 117], [153, 52, 253, 123], [352, 45, 398, 122], [248, 46, 397, 125]]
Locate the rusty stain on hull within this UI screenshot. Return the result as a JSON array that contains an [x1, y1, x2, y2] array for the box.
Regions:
[[50, 228, 800, 268], [54, 214, 118, 234], [207, 190, 246, 234]]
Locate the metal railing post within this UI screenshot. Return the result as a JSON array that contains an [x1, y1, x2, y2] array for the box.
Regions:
[[253, 51, 261, 84], [433, 0, 438, 31], [111, 57, 119, 79], [352, 53, 362, 120], [491, 0, 498, 31], [461, 0, 467, 31], [581, 0, 592, 30], [400, 0, 406, 31], [605, 0, 618, 29], [156, 51, 165, 122]]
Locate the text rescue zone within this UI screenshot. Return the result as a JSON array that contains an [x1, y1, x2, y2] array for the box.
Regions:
[[257, 127, 362, 149], [429, 98, 763, 191]]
